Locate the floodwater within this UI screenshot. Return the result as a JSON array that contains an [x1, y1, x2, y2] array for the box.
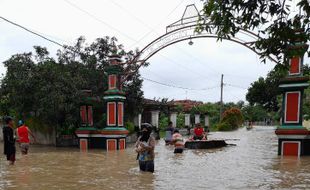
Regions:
[[1, 126, 310, 190]]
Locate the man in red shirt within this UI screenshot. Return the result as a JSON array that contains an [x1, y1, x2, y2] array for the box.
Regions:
[[16, 120, 36, 155], [193, 123, 206, 140]]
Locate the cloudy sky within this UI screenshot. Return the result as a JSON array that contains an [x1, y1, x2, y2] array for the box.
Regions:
[[0, 0, 278, 103]]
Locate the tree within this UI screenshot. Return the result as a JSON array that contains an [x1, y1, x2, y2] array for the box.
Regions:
[[1, 52, 36, 116], [200, 0, 310, 63], [217, 107, 243, 131], [246, 64, 288, 111], [242, 104, 269, 122], [0, 36, 144, 133], [303, 65, 310, 119], [246, 63, 309, 112], [124, 72, 144, 121]]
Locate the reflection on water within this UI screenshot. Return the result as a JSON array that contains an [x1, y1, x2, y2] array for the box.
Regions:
[[1, 126, 310, 190]]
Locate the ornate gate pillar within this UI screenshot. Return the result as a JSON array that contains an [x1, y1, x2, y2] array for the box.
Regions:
[[75, 54, 129, 151], [275, 29, 310, 156], [102, 54, 129, 151], [78, 90, 93, 152]]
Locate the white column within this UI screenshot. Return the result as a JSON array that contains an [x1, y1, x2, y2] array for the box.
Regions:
[[134, 114, 142, 129], [170, 112, 177, 127], [138, 114, 141, 129], [195, 114, 200, 124], [184, 114, 190, 126], [151, 111, 160, 128], [205, 115, 210, 127]]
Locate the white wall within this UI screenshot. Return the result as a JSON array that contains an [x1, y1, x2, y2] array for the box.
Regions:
[[304, 120, 310, 129]]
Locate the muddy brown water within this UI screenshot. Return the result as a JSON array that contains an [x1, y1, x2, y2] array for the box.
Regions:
[[1, 126, 310, 190]]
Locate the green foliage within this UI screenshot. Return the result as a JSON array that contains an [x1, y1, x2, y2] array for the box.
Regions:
[[124, 72, 144, 121], [246, 64, 309, 116], [0, 36, 144, 134], [159, 114, 169, 131], [200, 0, 310, 63], [175, 105, 184, 113], [216, 122, 232, 131], [246, 64, 288, 112], [177, 113, 185, 128], [125, 121, 135, 134], [242, 104, 269, 122], [218, 107, 243, 131], [302, 67, 310, 120]]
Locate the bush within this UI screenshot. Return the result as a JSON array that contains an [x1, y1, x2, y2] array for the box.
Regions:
[[218, 108, 243, 131], [216, 122, 232, 131], [159, 115, 169, 131], [125, 121, 135, 134], [177, 113, 185, 128]]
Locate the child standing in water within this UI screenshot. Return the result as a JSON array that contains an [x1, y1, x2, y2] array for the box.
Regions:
[[172, 129, 184, 154]]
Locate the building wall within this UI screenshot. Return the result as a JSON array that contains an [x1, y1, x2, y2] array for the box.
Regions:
[[0, 126, 56, 145], [304, 120, 310, 129], [31, 129, 56, 145]]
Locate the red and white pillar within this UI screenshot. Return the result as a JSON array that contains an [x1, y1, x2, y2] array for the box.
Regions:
[[103, 54, 128, 151], [275, 29, 309, 156]]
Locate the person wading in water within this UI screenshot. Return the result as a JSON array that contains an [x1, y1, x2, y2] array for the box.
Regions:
[[172, 129, 184, 154], [165, 121, 174, 145], [135, 123, 155, 173], [16, 120, 36, 155], [2, 117, 16, 165]]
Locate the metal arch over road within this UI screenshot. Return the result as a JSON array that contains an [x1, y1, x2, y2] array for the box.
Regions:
[[123, 4, 278, 80]]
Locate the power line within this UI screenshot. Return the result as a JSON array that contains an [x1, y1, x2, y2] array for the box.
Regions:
[[127, 0, 186, 49], [63, 0, 137, 43], [112, 1, 221, 78], [225, 83, 248, 90], [225, 91, 243, 102], [158, 53, 219, 82], [0, 16, 81, 55], [142, 76, 219, 91], [0, 12, 214, 82], [2, 2, 253, 87], [0, 16, 65, 49], [114, 2, 221, 75], [63, 1, 219, 81]]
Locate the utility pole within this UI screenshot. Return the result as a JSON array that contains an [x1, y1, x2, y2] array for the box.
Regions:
[[220, 74, 224, 121]]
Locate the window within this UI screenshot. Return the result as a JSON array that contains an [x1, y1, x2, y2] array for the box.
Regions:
[[118, 102, 124, 126], [107, 102, 116, 126], [109, 75, 117, 89]]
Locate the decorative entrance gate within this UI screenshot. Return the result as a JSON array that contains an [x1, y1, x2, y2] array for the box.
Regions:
[[122, 4, 279, 79], [76, 4, 309, 154], [123, 4, 309, 156]]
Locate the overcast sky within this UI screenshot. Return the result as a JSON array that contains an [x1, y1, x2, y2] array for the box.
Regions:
[[0, 0, 279, 103]]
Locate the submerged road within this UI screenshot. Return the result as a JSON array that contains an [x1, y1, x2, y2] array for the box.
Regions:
[[0, 126, 309, 190]]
